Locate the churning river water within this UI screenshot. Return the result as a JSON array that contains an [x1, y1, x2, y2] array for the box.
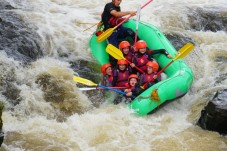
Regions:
[[0, 0, 227, 150]]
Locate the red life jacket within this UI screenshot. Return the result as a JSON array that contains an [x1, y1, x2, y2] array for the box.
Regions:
[[106, 75, 113, 86], [141, 73, 157, 85], [114, 70, 130, 87], [109, 16, 124, 27], [124, 51, 133, 63], [102, 74, 113, 87], [134, 54, 149, 72], [125, 83, 135, 90]]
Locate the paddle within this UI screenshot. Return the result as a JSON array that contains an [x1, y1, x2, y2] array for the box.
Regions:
[[142, 43, 195, 88], [134, 5, 141, 45], [177, 43, 194, 58], [106, 44, 145, 74], [79, 87, 126, 91], [73, 76, 127, 95], [73, 76, 98, 86], [97, 0, 154, 43], [79, 87, 98, 91], [97, 84, 127, 95]]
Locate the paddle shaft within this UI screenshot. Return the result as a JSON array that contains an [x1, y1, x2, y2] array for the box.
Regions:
[[142, 60, 173, 88], [157, 60, 173, 77], [98, 84, 127, 95], [115, 0, 153, 29], [106, 44, 145, 74], [79, 86, 126, 91], [97, 0, 153, 42], [134, 30, 138, 45], [73, 76, 127, 90], [126, 60, 145, 74], [98, 84, 136, 98], [83, 23, 98, 32], [142, 43, 194, 88], [134, 5, 141, 45]]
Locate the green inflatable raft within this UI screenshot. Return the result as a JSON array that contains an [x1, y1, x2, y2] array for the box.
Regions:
[[89, 19, 194, 115]]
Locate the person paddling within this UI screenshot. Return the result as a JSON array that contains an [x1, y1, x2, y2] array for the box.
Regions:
[[101, 0, 140, 66], [139, 61, 161, 89], [101, 0, 138, 47], [131, 40, 172, 73]]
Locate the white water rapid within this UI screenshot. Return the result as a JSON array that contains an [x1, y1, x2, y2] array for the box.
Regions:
[[1, 0, 227, 150]]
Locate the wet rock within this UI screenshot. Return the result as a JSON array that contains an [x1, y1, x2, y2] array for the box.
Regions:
[[70, 60, 106, 107], [2, 82, 21, 106], [188, 6, 227, 32], [0, 62, 21, 105], [0, 5, 43, 64], [70, 60, 101, 84], [198, 89, 227, 135], [0, 1, 15, 10], [36, 73, 94, 121], [166, 34, 194, 50]]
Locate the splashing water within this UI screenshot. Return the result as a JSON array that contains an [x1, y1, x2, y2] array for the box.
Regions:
[[1, 0, 227, 150]]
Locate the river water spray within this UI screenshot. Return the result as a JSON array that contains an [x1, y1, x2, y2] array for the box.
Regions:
[[1, 0, 227, 150]]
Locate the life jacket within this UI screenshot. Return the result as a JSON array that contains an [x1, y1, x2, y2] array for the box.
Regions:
[[125, 83, 135, 90], [125, 83, 143, 99], [141, 72, 157, 85], [134, 54, 149, 72], [113, 69, 130, 87], [105, 75, 113, 86], [96, 16, 123, 36], [123, 51, 133, 63], [109, 16, 124, 27], [101, 2, 121, 30]]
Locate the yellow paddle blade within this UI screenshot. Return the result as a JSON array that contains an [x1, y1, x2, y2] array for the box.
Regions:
[[73, 76, 98, 86], [178, 43, 192, 53], [173, 43, 194, 61], [97, 27, 117, 43], [106, 44, 125, 60]]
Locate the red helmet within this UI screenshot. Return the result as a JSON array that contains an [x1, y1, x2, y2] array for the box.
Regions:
[[117, 59, 128, 65], [128, 74, 139, 81], [119, 41, 130, 50], [101, 63, 111, 75], [135, 40, 147, 51], [146, 61, 159, 72]]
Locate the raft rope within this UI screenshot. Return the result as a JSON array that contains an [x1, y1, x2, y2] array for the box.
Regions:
[[137, 88, 159, 101]]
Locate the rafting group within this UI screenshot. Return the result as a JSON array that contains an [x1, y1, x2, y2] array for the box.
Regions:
[[74, 0, 194, 115], [96, 0, 173, 104], [100, 39, 172, 104]]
